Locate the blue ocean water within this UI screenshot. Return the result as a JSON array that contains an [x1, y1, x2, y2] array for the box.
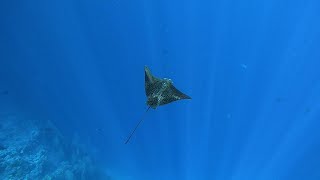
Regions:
[[1, 0, 320, 179]]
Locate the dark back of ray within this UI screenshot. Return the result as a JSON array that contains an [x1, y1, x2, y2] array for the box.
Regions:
[[124, 66, 190, 144]]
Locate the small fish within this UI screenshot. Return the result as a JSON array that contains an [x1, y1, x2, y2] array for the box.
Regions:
[[96, 128, 107, 139], [96, 128, 104, 134], [125, 66, 191, 144], [241, 64, 247, 69]]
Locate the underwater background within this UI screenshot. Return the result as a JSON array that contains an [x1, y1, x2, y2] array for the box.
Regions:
[[1, 0, 320, 179]]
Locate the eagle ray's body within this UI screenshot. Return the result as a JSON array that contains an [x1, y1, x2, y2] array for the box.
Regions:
[[125, 66, 191, 144], [144, 66, 191, 108]]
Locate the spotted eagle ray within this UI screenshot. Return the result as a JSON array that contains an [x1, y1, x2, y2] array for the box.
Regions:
[[125, 66, 191, 144]]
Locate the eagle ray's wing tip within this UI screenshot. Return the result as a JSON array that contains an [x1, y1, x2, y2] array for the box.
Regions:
[[184, 94, 191, 99]]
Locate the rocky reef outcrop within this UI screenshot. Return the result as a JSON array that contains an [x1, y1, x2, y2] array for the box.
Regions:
[[0, 113, 110, 180]]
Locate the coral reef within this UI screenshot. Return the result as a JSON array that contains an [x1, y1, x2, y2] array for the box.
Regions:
[[0, 114, 110, 180]]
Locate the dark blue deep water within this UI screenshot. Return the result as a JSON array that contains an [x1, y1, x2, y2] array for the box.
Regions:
[[1, 0, 320, 179]]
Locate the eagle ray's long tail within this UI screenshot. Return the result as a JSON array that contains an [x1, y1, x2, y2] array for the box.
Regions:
[[125, 106, 151, 144]]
